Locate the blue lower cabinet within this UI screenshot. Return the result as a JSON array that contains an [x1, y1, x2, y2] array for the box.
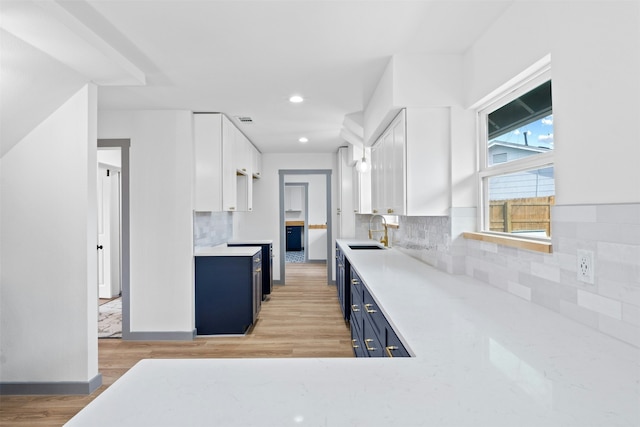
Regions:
[[228, 242, 273, 299], [342, 244, 410, 358], [350, 318, 366, 358], [195, 253, 260, 335], [361, 314, 384, 357], [385, 327, 410, 357]]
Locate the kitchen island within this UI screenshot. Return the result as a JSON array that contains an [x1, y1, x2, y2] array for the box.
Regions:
[[66, 239, 639, 426]]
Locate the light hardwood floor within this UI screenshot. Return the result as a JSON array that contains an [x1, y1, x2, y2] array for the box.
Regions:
[[0, 263, 352, 426]]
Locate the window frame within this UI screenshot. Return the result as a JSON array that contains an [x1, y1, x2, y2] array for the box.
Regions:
[[476, 65, 554, 242]]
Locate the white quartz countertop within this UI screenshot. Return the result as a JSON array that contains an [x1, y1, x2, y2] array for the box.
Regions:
[[227, 239, 273, 245], [194, 245, 260, 257], [67, 239, 639, 427]]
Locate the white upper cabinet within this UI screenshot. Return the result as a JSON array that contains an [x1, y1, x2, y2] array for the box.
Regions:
[[370, 108, 450, 216], [285, 185, 303, 212], [194, 113, 258, 212], [252, 148, 262, 179], [336, 147, 355, 238]]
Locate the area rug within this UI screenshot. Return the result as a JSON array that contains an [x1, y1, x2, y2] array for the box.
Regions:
[[99, 297, 122, 338]]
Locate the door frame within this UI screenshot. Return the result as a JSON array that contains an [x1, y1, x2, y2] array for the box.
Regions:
[[278, 169, 332, 285], [97, 139, 131, 339]]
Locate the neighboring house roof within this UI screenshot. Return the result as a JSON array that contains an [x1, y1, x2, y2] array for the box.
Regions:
[[488, 140, 551, 153]]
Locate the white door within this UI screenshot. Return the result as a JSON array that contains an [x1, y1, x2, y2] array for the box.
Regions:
[[97, 163, 121, 299]]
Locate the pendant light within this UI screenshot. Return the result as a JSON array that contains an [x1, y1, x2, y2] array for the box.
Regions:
[[357, 144, 369, 173]]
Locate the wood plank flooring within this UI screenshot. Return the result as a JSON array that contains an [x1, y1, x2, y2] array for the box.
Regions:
[[0, 263, 352, 426]]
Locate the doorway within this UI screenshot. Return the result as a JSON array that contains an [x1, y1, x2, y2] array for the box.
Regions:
[[284, 182, 308, 263], [97, 139, 130, 339], [97, 150, 122, 338], [279, 169, 332, 285]]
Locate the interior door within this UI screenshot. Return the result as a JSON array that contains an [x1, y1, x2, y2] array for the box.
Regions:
[[97, 163, 121, 299]]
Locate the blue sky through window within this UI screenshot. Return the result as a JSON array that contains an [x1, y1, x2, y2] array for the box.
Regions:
[[490, 114, 554, 149]]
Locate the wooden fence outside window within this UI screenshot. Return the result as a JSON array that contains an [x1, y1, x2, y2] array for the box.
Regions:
[[489, 196, 555, 237]]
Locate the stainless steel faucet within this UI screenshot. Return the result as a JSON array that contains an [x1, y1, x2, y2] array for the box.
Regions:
[[368, 214, 389, 247]]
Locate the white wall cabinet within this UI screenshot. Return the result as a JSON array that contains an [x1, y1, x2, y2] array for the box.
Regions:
[[285, 185, 303, 212], [336, 147, 355, 238], [370, 108, 450, 216], [194, 113, 260, 212]]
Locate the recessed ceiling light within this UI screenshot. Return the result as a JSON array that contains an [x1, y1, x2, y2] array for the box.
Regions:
[[289, 95, 304, 103], [299, 137, 309, 143]]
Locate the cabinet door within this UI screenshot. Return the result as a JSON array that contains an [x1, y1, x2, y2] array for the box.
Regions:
[[221, 116, 237, 211], [389, 110, 406, 215], [285, 186, 303, 211], [194, 114, 223, 211], [252, 147, 262, 178], [252, 254, 262, 322], [370, 142, 383, 214]]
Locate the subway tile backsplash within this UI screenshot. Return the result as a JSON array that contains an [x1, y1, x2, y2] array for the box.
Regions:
[[355, 203, 640, 347]]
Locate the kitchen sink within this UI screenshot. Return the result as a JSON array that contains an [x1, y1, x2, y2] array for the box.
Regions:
[[348, 244, 386, 250]]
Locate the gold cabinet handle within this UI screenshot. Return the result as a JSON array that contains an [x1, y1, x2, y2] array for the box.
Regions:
[[373, 209, 379, 213], [255, 268, 262, 273], [351, 339, 359, 349], [385, 346, 398, 358], [242, 168, 247, 172], [364, 303, 377, 314], [364, 338, 376, 352], [351, 304, 360, 312], [387, 208, 394, 214], [255, 258, 261, 263], [229, 207, 236, 210], [351, 279, 359, 285]]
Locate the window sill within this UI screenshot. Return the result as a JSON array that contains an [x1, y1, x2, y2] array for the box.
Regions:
[[463, 232, 552, 254]]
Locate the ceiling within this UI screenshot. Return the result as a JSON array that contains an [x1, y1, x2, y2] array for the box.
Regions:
[[1, 0, 515, 154]]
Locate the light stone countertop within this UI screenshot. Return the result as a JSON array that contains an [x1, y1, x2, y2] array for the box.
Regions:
[[227, 239, 273, 245], [194, 245, 261, 257], [66, 239, 640, 427]]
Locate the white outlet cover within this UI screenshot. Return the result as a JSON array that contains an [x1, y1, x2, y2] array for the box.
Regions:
[[576, 249, 595, 284]]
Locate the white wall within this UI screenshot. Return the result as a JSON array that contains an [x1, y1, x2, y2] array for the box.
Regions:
[[464, 1, 640, 205], [98, 110, 195, 333], [234, 153, 336, 281], [0, 85, 98, 383]]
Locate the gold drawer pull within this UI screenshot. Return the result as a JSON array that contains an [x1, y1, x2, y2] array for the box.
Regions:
[[364, 304, 377, 314], [255, 268, 262, 273], [351, 304, 360, 312], [385, 346, 398, 358], [364, 339, 376, 352], [387, 208, 394, 214], [351, 339, 359, 349], [351, 279, 359, 285]]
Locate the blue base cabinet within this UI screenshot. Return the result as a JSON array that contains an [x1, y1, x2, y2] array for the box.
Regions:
[[195, 253, 261, 335], [286, 226, 302, 251], [335, 244, 351, 321], [348, 264, 409, 358], [228, 242, 273, 299]]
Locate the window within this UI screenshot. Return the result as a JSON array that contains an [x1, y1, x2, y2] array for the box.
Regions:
[[478, 67, 554, 239]]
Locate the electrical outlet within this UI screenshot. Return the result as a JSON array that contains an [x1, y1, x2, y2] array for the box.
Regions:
[[576, 249, 595, 284]]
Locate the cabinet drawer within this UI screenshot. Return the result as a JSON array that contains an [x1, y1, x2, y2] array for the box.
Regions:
[[385, 327, 410, 358], [361, 313, 384, 357], [363, 287, 385, 342], [350, 317, 365, 358], [350, 267, 364, 305]]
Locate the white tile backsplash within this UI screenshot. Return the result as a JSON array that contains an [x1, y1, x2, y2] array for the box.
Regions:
[[355, 203, 640, 347], [577, 290, 622, 320]]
